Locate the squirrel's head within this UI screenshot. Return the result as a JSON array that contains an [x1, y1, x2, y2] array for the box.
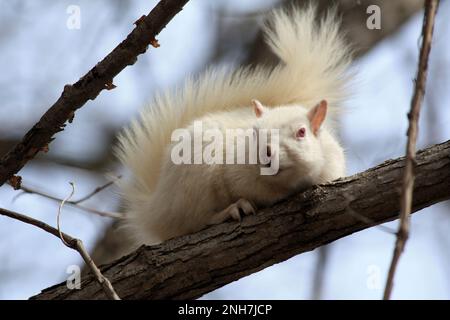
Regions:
[[252, 99, 328, 188]]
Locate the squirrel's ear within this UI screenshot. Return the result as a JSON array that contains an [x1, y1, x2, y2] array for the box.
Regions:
[[307, 100, 327, 135], [252, 99, 266, 118]]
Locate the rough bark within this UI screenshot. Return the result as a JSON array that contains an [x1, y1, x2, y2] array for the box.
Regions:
[[32, 140, 450, 300], [0, 0, 190, 186]]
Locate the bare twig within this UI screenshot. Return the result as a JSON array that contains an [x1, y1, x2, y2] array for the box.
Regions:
[[69, 204, 123, 219], [0, 0, 190, 186], [11, 181, 124, 219], [0, 207, 120, 300], [383, 0, 439, 300], [71, 175, 122, 204], [57, 182, 76, 247]]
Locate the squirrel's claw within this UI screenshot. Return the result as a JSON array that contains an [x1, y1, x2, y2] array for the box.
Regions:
[[208, 198, 257, 225], [229, 198, 257, 221], [235, 198, 256, 216]]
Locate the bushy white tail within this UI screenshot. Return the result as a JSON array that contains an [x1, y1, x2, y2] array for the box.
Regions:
[[115, 4, 352, 208]]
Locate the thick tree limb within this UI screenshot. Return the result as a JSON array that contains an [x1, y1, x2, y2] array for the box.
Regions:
[[383, 0, 439, 300], [32, 140, 450, 300], [0, 0, 190, 186]]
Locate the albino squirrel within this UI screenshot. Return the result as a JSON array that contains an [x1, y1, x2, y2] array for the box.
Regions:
[[116, 5, 352, 245]]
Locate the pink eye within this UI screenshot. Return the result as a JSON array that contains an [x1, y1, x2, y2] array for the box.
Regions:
[[296, 127, 306, 139]]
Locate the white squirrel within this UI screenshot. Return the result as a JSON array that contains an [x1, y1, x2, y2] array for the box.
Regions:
[[115, 5, 352, 245]]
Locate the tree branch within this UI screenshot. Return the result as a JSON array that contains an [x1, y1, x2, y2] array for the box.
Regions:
[[11, 179, 124, 219], [0, 207, 120, 300], [383, 0, 440, 300], [0, 0, 190, 187], [32, 140, 450, 300]]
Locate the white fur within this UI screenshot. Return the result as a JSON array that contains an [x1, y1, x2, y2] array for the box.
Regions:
[[115, 5, 352, 244]]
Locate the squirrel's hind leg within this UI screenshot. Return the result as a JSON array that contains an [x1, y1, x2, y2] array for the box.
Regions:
[[208, 199, 256, 225]]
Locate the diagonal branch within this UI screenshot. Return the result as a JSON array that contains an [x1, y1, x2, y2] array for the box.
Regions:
[[0, 207, 120, 300], [383, 0, 440, 300], [0, 0, 190, 187], [31, 140, 450, 300]]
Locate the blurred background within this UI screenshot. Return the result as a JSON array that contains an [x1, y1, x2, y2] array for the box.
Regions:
[[0, 0, 449, 299]]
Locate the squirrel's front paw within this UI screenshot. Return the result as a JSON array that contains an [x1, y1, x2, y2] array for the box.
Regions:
[[208, 199, 256, 225], [233, 198, 256, 219]]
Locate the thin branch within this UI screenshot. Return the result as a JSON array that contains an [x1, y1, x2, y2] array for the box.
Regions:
[[70, 203, 123, 219], [0, 207, 120, 300], [0, 0, 190, 187], [383, 0, 439, 300], [31, 140, 450, 300], [72, 204, 123, 219], [71, 175, 122, 204], [57, 182, 76, 247], [12, 182, 124, 219]]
